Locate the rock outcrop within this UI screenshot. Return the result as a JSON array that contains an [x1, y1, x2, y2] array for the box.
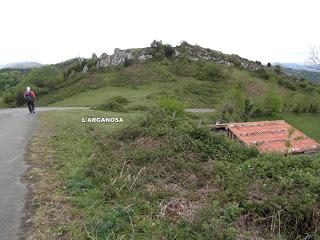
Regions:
[[96, 42, 263, 72], [82, 64, 89, 73], [97, 48, 153, 69], [175, 42, 262, 71]]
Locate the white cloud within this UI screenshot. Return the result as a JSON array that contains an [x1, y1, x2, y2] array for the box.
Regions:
[[0, 0, 319, 64]]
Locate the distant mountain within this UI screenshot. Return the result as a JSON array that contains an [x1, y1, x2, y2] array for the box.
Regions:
[[0, 61, 43, 69], [272, 62, 320, 84], [282, 67, 320, 84], [274, 62, 319, 72]]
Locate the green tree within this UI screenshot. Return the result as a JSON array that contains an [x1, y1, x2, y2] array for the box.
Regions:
[[219, 86, 245, 122], [164, 44, 175, 58], [242, 98, 253, 121], [275, 64, 282, 74], [92, 53, 98, 60]]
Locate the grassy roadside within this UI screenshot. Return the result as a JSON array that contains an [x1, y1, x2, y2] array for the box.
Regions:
[[0, 97, 8, 108], [27, 109, 143, 239]]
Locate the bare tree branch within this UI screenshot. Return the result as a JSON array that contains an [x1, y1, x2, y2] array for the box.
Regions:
[[308, 45, 320, 70]]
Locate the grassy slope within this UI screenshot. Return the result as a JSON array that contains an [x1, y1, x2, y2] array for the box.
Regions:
[[34, 61, 289, 109]]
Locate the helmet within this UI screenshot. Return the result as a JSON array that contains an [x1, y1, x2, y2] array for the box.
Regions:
[[26, 87, 31, 92]]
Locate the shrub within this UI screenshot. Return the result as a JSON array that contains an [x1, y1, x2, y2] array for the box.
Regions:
[[15, 90, 25, 106], [224, 202, 243, 223], [274, 64, 282, 74], [257, 68, 272, 80], [242, 98, 253, 121], [164, 44, 175, 58], [298, 81, 308, 89], [123, 58, 134, 67], [96, 96, 129, 112], [150, 40, 163, 49], [170, 55, 192, 76], [158, 96, 186, 117], [218, 86, 245, 122], [278, 78, 297, 90], [127, 104, 150, 111], [3, 91, 15, 104], [196, 63, 225, 82]]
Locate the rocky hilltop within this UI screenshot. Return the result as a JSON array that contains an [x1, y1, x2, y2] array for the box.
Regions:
[[96, 42, 263, 71]]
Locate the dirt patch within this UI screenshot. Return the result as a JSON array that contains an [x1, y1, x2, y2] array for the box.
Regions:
[[161, 198, 200, 222], [134, 137, 161, 149], [157, 181, 218, 223]]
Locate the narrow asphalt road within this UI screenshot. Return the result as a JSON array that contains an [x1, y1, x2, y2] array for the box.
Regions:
[[0, 107, 88, 240]]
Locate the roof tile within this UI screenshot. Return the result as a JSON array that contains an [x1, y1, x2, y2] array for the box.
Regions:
[[227, 120, 320, 154]]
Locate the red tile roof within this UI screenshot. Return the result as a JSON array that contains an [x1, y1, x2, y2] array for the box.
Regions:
[[227, 120, 320, 154]]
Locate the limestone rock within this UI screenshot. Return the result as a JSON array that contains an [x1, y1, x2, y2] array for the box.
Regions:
[[82, 65, 89, 73], [96, 42, 263, 72]]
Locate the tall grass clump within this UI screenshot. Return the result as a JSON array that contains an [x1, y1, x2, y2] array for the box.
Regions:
[[158, 95, 186, 117], [96, 96, 129, 112]]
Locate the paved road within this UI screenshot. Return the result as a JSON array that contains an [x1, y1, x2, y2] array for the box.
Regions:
[[0, 107, 88, 240]]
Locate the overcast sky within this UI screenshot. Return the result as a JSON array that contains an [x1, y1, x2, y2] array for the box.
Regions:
[[0, 0, 319, 65]]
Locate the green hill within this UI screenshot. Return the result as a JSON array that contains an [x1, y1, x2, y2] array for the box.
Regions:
[[1, 41, 320, 121]]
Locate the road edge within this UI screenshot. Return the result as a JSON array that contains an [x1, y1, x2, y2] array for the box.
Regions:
[[19, 114, 39, 239]]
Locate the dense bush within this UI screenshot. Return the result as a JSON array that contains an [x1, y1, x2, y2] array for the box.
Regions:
[[123, 58, 134, 67], [80, 109, 320, 239], [15, 90, 26, 106], [217, 86, 246, 122], [150, 40, 163, 49], [171, 59, 226, 82], [196, 62, 225, 81], [256, 68, 273, 80], [282, 93, 320, 113], [164, 44, 175, 58], [96, 96, 129, 112], [3, 90, 15, 104], [150, 40, 175, 59], [274, 64, 282, 74], [24, 66, 64, 89], [158, 95, 186, 117], [279, 78, 297, 90], [65, 59, 86, 78], [0, 69, 24, 92]]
